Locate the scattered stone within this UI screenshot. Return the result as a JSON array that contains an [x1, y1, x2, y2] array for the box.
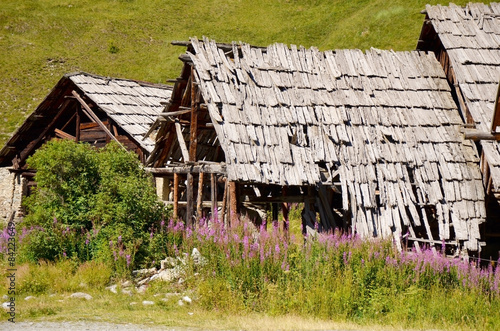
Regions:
[[177, 300, 184, 306], [137, 277, 150, 286], [2, 295, 8, 300], [165, 292, 179, 297], [132, 268, 156, 277], [191, 248, 207, 266], [106, 285, 118, 294], [182, 296, 192, 304], [136, 285, 147, 294], [2, 302, 11, 311], [160, 298, 169, 302], [130, 302, 137, 305], [188, 312, 194, 316], [157, 268, 180, 282], [70, 292, 92, 300], [121, 289, 132, 296], [160, 257, 177, 270], [142, 300, 155, 305], [178, 278, 185, 285], [49, 294, 57, 297], [121, 280, 132, 288], [24, 296, 35, 301]]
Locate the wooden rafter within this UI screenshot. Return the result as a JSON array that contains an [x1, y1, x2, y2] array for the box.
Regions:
[[491, 81, 500, 133], [71, 91, 126, 150]]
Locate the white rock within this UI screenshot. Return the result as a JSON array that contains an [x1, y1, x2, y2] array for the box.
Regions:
[[2, 295, 8, 300], [160, 257, 177, 270], [106, 285, 118, 294], [142, 300, 155, 305], [70, 292, 92, 300], [136, 285, 147, 294], [138, 277, 151, 286], [24, 296, 35, 301], [188, 312, 194, 315], [177, 299, 184, 306], [157, 268, 180, 282], [2, 302, 12, 311], [130, 302, 137, 305], [121, 289, 132, 296], [121, 280, 132, 288], [182, 296, 192, 304], [132, 268, 156, 277]]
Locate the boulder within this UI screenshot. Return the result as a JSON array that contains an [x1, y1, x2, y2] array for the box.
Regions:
[[70, 292, 92, 300]]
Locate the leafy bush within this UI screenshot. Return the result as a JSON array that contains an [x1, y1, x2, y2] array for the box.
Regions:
[[18, 140, 168, 271]]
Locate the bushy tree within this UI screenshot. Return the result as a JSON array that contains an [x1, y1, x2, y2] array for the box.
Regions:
[[19, 140, 167, 269]]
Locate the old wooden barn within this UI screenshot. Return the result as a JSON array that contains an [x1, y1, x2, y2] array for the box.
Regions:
[[148, 38, 486, 254], [0, 72, 172, 222], [417, 2, 500, 254]]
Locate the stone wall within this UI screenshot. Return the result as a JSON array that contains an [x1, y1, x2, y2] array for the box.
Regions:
[[0, 168, 24, 224]]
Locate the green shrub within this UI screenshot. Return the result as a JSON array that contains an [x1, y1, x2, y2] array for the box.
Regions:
[[18, 140, 168, 271]]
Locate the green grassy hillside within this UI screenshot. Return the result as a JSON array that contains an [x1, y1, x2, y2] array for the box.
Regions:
[[0, 0, 472, 146]]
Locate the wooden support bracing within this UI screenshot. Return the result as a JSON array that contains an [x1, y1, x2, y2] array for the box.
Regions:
[[196, 172, 204, 220], [71, 91, 126, 150], [17, 99, 73, 166], [175, 119, 190, 162], [211, 173, 217, 219], [229, 181, 238, 221], [491, 80, 500, 133], [186, 173, 194, 227], [221, 179, 228, 224], [75, 108, 81, 142], [173, 173, 179, 219]]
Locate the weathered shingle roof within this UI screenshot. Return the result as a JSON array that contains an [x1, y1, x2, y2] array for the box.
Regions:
[[69, 73, 171, 152], [0, 72, 172, 166], [184, 38, 485, 249], [420, 3, 500, 191]]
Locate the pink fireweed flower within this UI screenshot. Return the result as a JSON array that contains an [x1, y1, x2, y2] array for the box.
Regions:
[[126, 254, 131, 267]]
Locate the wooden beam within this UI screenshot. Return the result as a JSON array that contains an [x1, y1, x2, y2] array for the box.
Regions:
[[54, 128, 75, 140], [196, 172, 204, 220], [186, 173, 194, 227], [229, 181, 238, 220], [18, 99, 73, 164], [491, 80, 500, 133], [211, 173, 217, 219], [175, 119, 190, 162], [189, 67, 199, 162], [464, 129, 500, 141], [221, 179, 228, 223], [71, 91, 126, 150], [173, 173, 179, 219], [145, 163, 226, 175], [160, 108, 192, 117], [75, 108, 81, 141]]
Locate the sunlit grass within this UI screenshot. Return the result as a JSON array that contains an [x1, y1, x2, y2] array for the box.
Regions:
[[5, 215, 500, 330], [0, 0, 474, 145]]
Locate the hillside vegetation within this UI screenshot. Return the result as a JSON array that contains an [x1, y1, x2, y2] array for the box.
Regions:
[[0, 0, 471, 146]]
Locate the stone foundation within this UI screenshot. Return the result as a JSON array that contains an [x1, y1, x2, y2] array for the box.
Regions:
[[0, 167, 24, 224]]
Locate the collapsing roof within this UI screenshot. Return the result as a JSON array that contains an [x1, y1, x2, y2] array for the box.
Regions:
[[151, 38, 486, 252], [417, 2, 500, 195], [0, 72, 172, 167]]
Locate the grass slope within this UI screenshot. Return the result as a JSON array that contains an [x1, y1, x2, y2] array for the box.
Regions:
[[0, 0, 472, 145]]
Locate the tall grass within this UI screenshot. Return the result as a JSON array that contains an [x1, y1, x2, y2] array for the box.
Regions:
[[4, 214, 500, 329], [160, 217, 500, 330]]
